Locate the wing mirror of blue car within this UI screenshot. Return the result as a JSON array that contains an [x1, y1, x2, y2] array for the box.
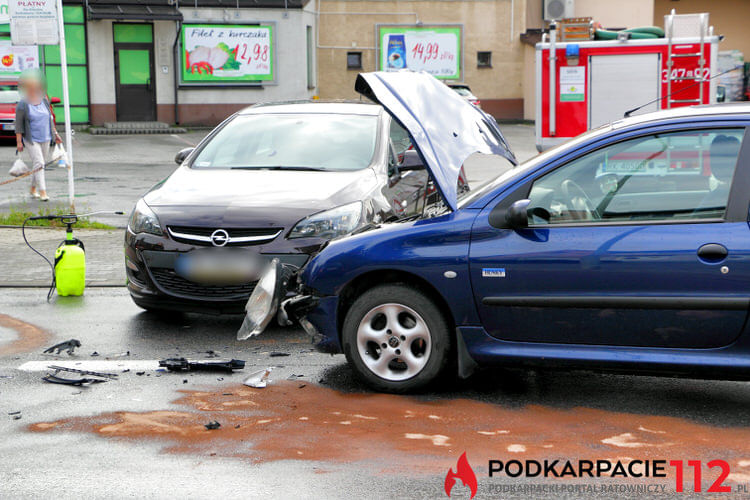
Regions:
[[398, 149, 426, 171], [506, 199, 551, 228], [175, 147, 194, 165]]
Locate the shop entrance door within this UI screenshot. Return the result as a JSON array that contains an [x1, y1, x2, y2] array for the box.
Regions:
[[113, 23, 156, 121]]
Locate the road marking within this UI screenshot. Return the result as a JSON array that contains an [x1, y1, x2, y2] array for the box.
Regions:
[[170, 134, 196, 146], [18, 360, 162, 372]]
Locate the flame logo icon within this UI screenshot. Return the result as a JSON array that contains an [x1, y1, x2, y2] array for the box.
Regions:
[[444, 452, 477, 498]]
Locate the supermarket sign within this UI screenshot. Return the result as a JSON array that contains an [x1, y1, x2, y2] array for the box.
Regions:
[[181, 24, 274, 84], [378, 25, 461, 80]]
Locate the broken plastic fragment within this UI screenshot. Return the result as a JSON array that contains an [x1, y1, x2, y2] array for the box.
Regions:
[[42, 365, 118, 386], [204, 421, 221, 430], [42, 339, 81, 356], [159, 358, 245, 373], [243, 367, 273, 388]]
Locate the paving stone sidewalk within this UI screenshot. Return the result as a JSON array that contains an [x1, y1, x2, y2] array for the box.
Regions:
[[0, 227, 125, 286]]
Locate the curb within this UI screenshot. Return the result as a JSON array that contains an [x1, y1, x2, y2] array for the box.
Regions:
[[89, 128, 188, 135]]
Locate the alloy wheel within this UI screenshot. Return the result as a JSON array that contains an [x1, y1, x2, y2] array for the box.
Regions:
[[356, 303, 431, 381]]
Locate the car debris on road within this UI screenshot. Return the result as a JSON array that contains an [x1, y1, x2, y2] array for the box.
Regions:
[[42, 339, 81, 356], [159, 358, 245, 373], [204, 421, 221, 430], [243, 367, 273, 388], [42, 365, 118, 386]]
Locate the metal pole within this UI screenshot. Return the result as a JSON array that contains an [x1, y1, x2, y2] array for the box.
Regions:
[[549, 21, 556, 137], [55, 0, 74, 211]]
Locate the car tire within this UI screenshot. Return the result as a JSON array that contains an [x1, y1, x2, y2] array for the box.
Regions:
[[342, 284, 452, 393]]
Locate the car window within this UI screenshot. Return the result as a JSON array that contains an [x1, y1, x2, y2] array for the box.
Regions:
[[451, 87, 472, 97], [527, 128, 744, 225], [192, 113, 379, 171], [389, 118, 413, 157]]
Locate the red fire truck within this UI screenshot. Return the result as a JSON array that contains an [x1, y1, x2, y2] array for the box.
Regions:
[[536, 11, 719, 151]]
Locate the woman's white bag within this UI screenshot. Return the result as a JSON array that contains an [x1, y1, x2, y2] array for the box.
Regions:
[[50, 143, 68, 166], [9, 154, 29, 177]]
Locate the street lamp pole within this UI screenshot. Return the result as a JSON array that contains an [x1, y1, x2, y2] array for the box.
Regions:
[[54, 0, 74, 211]]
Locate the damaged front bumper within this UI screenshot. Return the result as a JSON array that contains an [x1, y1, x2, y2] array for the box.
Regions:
[[237, 259, 340, 352]]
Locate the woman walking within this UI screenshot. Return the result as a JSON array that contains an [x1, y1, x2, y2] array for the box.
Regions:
[[14, 72, 62, 202]]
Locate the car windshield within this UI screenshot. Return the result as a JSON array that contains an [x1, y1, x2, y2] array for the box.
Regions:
[[191, 113, 379, 171], [0, 84, 20, 104]]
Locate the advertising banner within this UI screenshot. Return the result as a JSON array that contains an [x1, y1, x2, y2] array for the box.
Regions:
[[8, 0, 59, 45], [181, 24, 274, 84], [0, 39, 38, 74], [378, 26, 461, 80]]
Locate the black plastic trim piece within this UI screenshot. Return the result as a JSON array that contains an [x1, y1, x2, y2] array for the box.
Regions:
[[482, 296, 750, 310], [455, 328, 478, 379]]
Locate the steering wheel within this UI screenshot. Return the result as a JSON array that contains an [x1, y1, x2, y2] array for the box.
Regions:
[[560, 179, 599, 220]]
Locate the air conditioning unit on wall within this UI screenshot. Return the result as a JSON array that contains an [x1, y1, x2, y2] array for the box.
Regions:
[[544, 0, 575, 22]]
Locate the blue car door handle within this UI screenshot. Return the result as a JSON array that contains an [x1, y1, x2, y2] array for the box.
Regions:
[[697, 243, 728, 263]]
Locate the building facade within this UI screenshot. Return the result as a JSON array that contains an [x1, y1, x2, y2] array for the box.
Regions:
[[315, 0, 525, 119], [0, 0, 317, 125]]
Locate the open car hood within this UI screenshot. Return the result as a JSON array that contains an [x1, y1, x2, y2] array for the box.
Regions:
[[355, 70, 517, 211]]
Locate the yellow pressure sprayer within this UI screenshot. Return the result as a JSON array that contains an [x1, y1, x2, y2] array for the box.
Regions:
[[23, 211, 124, 301], [54, 217, 86, 296]]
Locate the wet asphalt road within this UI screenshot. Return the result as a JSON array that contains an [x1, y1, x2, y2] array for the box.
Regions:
[[3, 289, 750, 498]]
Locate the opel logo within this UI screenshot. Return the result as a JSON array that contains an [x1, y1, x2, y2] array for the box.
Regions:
[[210, 229, 230, 247]]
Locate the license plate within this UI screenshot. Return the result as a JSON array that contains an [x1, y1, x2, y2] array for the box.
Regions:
[[2, 124, 14, 131], [174, 249, 262, 285]]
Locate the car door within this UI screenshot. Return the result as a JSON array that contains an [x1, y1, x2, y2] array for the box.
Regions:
[[470, 125, 750, 348]]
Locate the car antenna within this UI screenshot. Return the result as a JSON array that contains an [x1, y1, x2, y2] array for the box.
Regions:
[[623, 66, 739, 118]]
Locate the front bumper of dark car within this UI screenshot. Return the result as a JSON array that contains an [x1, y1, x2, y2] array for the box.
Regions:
[[125, 229, 313, 314]]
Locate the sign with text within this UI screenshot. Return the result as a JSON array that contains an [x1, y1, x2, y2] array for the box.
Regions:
[[181, 24, 274, 84], [560, 66, 585, 102], [0, 39, 38, 73], [9, 0, 59, 45], [378, 26, 461, 80]]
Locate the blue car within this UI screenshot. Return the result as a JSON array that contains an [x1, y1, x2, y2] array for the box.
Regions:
[[239, 70, 750, 392]]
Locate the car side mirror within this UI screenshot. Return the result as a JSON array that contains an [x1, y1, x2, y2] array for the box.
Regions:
[[506, 199, 550, 228], [506, 199, 530, 228], [398, 149, 425, 171], [50, 97, 61, 104], [175, 147, 194, 165]]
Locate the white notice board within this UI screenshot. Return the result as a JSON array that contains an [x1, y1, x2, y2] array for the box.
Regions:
[[9, 0, 59, 46]]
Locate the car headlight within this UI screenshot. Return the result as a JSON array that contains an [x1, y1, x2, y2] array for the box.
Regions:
[[237, 259, 280, 340], [128, 199, 163, 236], [288, 201, 363, 240]]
